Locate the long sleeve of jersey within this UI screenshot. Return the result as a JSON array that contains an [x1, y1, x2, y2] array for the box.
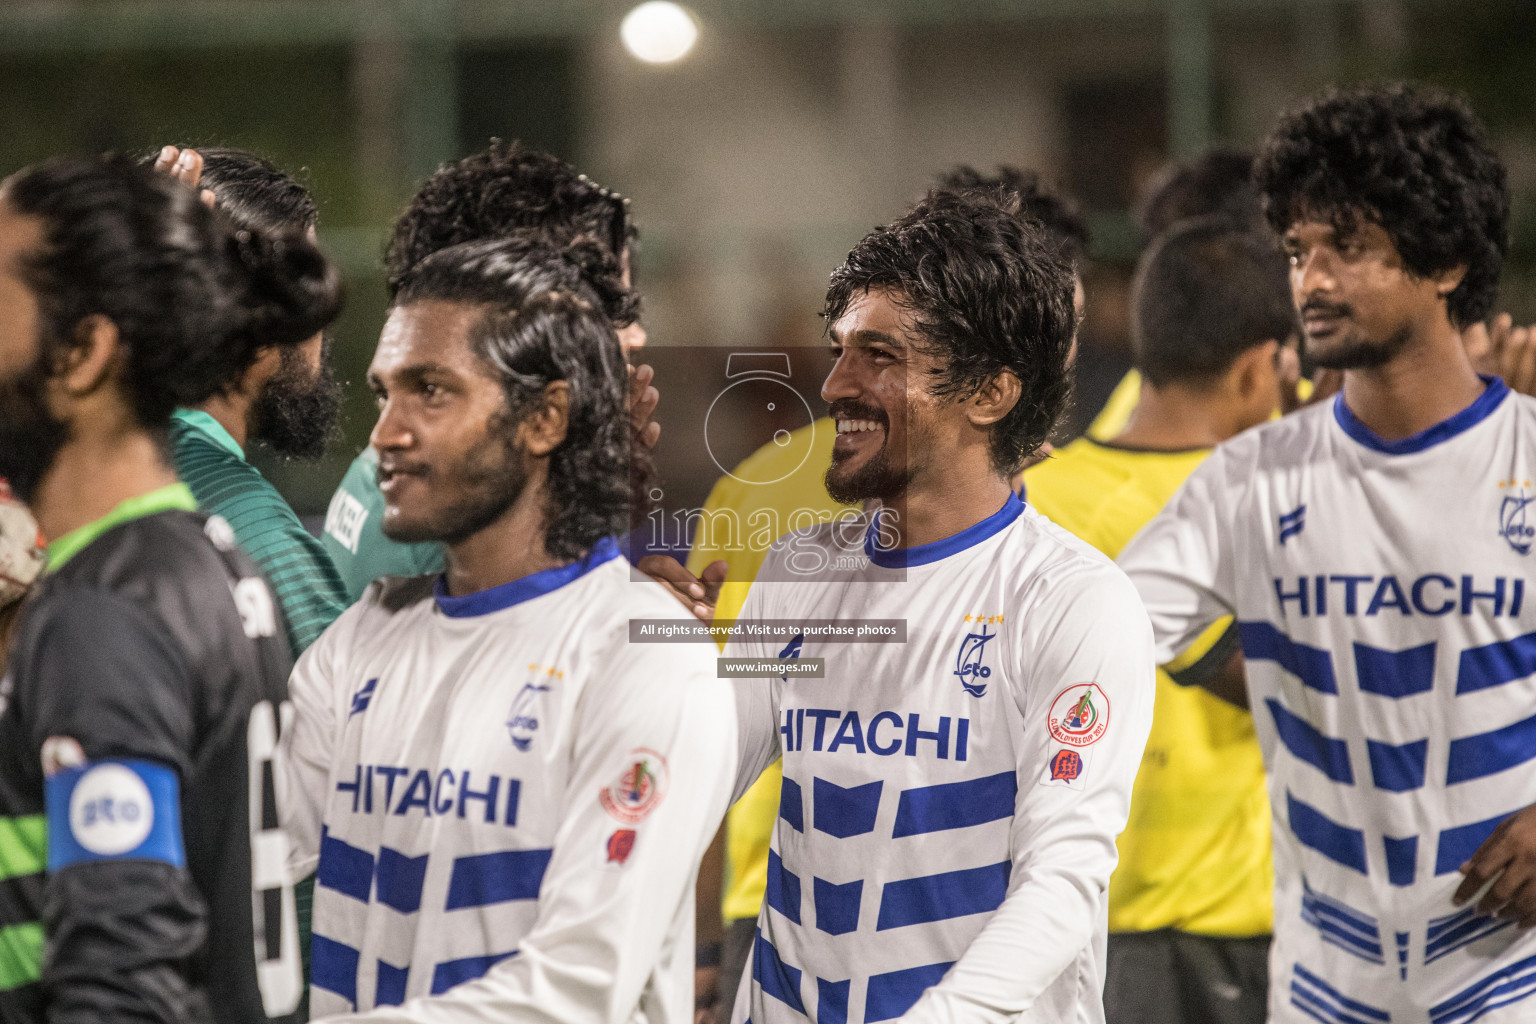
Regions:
[[1115, 446, 1240, 664], [19, 588, 212, 1024], [898, 565, 1156, 1024], [318, 635, 737, 1024], [723, 579, 782, 806]]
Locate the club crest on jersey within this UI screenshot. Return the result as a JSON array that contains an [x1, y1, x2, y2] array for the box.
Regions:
[[1049, 749, 1082, 782], [599, 748, 668, 824], [507, 682, 553, 751], [1498, 480, 1535, 555], [1048, 683, 1110, 747], [955, 614, 1002, 697]]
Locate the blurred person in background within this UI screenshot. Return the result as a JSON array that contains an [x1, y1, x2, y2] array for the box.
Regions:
[[283, 239, 732, 1020], [1118, 83, 1536, 1023], [1025, 217, 1299, 1024], [723, 188, 1152, 1024], [652, 167, 1090, 1023], [151, 144, 350, 658], [0, 153, 340, 1022], [322, 140, 657, 601]]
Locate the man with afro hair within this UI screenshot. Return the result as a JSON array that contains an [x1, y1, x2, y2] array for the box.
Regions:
[[1120, 84, 1536, 1022]]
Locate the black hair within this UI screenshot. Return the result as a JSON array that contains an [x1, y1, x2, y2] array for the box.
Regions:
[[1132, 217, 1297, 388], [1255, 83, 1509, 328], [6, 154, 342, 428], [195, 147, 319, 235], [386, 139, 636, 304], [824, 188, 1077, 474], [393, 238, 636, 560], [1136, 148, 1263, 239], [938, 165, 1090, 269]]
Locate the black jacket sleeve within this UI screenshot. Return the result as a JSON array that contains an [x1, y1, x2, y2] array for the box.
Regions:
[[19, 588, 212, 1024]]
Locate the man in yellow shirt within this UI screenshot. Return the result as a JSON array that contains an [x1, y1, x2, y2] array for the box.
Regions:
[[1024, 217, 1296, 1024]]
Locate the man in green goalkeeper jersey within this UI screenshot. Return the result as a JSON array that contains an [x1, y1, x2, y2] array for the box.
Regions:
[[155, 145, 349, 656]]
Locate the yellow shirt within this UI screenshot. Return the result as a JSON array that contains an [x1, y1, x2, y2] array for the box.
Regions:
[[687, 417, 857, 922], [1023, 436, 1273, 936], [1087, 367, 1314, 441]]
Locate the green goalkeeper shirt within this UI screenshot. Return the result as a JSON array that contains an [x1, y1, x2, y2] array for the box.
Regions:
[[169, 409, 349, 656]]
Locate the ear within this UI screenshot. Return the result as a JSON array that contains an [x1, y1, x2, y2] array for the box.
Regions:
[[1230, 340, 1280, 401], [520, 381, 571, 458], [56, 315, 121, 399], [1434, 264, 1468, 298], [966, 368, 1022, 428]]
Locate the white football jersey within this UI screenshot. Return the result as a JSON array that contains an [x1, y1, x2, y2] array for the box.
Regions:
[[282, 539, 736, 1023], [726, 494, 1155, 1024], [1118, 378, 1536, 1024]]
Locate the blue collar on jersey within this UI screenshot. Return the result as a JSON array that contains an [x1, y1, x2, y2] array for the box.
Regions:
[[433, 536, 622, 617], [1333, 374, 1508, 456], [864, 492, 1023, 569]]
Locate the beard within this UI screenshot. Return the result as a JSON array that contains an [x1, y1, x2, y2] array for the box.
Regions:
[[380, 410, 531, 547], [249, 340, 342, 460], [0, 350, 69, 504], [824, 399, 910, 505], [1304, 302, 1413, 371]]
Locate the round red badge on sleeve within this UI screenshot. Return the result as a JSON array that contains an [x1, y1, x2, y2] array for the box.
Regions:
[[1047, 684, 1110, 747]]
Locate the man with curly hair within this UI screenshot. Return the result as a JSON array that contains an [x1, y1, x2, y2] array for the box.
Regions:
[[284, 239, 732, 1019], [1119, 84, 1536, 1022], [722, 188, 1153, 1024], [322, 141, 654, 601]]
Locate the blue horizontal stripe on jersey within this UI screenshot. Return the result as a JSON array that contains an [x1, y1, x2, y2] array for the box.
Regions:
[[1446, 711, 1536, 784], [1425, 907, 1512, 965], [311, 933, 360, 1007], [876, 861, 1010, 931], [1456, 632, 1536, 695], [445, 848, 551, 910], [1333, 374, 1507, 456], [766, 849, 803, 924], [1367, 738, 1428, 792], [1354, 641, 1437, 699], [1290, 963, 1390, 1024], [813, 778, 883, 839], [375, 847, 429, 914], [376, 959, 409, 1006], [814, 877, 862, 935], [780, 777, 805, 833], [891, 772, 1015, 838], [1239, 622, 1337, 693], [430, 949, 517, 995], [1384, 835, 1417, 887], [1299, 886, 1383, 964], [1436, 814, 1510, 875], [864, 961, 954, 1022], [818, 977, 851, 1024], [318, 829, 375, 903], [1286, 792, 1368, 874], [1266, 700, 1354, 784], [752, 927, 807, 1013], [1431, 952, 1536, 1024]]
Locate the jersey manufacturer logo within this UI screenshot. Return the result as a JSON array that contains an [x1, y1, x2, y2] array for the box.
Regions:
[[1278, 504, 1307, 545], [1498, 480, 1534, 555], [1048, 683, 1110, 747], [607, 829, 637, 864], [349, 678, 378, 717], [1048, 749, 1082, 782], [779, 634, 804, 681], [599, 749, 669, 824], [507, 682, 552, 751], [956, 614, 1002, 697]]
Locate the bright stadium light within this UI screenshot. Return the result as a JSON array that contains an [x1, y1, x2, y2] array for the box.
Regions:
[[621, 2, 699, 64]]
